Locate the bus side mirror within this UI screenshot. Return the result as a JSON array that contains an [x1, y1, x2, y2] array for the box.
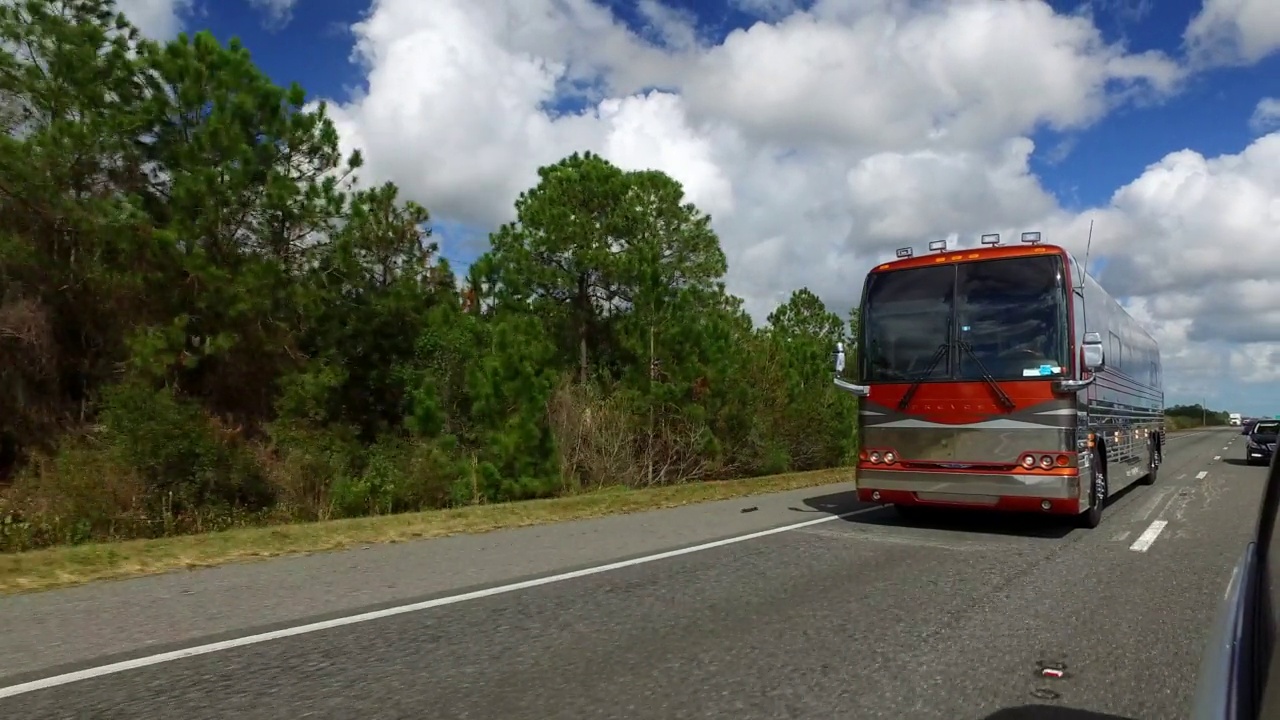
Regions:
[[1082, 332, 1105, 372], [833, 341, 870, 397]]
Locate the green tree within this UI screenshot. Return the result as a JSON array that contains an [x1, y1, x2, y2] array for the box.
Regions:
[[126, 28, 358, 424], [0, 0, 866, 552], [0, 0, 155, 460], [763, 289, 858, 469], [283, 182, 448, 437], [487, 152, 633, 383]]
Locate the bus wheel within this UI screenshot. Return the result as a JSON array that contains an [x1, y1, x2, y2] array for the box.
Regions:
[[1079, 449, 1107, 529], [1139, 439, 1158, 486]]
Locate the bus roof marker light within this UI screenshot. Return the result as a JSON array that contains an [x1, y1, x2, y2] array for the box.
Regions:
[[896, 247, 913, 258], [928, 239, 947, 252], [980, 233, 1000, 245], [1020, 231, 1042, 244]]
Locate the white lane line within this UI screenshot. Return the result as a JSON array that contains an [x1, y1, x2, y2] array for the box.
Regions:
[[0, 506, 877, 699], [1214, 456, 1222, 461], [1196, 471, 1209, 480], [1129, 520, 1169, 552]]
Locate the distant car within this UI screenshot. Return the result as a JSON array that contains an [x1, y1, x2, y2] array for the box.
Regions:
[[1246, 420, 1279, 466], [1243, 419, 1258, 435]]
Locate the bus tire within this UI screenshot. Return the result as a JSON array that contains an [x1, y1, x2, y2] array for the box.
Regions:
[[1139, 439, 1158, 486], [1079, 448, 1106, 529]]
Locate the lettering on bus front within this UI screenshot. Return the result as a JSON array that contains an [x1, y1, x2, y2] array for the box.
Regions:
[[917, 402, 1006, 413]]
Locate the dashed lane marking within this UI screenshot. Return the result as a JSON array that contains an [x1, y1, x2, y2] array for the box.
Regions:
[[1129, 520, 1168, 552]]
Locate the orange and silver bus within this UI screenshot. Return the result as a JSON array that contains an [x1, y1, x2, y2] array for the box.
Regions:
[[834, 232, 1164, 528]]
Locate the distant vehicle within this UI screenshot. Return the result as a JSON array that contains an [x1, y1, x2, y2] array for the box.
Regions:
[[1246, 420, 1279, 466], [833, 232, 1163, 529], [1243, 418, 1259, 435], [1230, 413, 1243, 426]]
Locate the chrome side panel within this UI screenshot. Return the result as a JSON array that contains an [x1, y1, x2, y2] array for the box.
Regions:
[[860, 398, 1076, 464], [1075, 265, 1165, 494], [858, 468, 1077, 500]]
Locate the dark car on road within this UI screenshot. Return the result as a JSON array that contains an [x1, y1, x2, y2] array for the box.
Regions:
[[1247, 421, 1279, 466]]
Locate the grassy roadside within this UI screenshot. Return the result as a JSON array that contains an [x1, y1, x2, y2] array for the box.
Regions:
[[0, 467, 854, 596], [1165, 417, 1230, 432]]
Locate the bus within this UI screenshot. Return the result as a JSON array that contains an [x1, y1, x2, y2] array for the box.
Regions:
[[833, 232, 1164, 528]]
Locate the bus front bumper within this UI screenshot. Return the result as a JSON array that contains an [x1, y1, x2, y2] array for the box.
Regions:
[[856, 468, 1084, 514]]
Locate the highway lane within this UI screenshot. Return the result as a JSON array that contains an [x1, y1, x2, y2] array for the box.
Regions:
[[0, 427, 1264, 719]]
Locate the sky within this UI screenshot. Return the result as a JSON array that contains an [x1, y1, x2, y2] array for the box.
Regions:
[[115, 0, 1280, 416]]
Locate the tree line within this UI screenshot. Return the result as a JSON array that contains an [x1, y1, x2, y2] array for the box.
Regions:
[[0, 0, 859, 551], [1164, 404, 1236, 429]]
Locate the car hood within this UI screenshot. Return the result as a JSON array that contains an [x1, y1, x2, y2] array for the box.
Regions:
[[1251, 434, 1278, 444]]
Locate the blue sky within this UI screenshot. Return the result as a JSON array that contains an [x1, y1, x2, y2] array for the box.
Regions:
[[154, 0, 1280, 414]]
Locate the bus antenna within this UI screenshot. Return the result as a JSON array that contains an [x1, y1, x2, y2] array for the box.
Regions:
[[1081, 218, 1094, 288], [1079, 218, 1093, 341]]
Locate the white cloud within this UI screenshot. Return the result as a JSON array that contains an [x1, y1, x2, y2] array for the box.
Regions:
[[845, 138, 1058, 248], [1185, 0, 1280, 67], [677, 2, 1182, 152], [316, 0, 1280, 411], [248, 0, 297, 30], [1251, 97, 1280, 134], [1043, 133, 1280, 395], [115, 0, 190, 38], [635, 0, 699, 51]]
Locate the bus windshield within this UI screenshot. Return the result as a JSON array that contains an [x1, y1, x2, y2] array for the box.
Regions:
[[862, 264, 954, 382], [863, 255, 1069, 382]]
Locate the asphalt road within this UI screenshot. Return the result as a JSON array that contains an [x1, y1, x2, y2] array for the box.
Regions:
[[0, 427, 1264, 719]]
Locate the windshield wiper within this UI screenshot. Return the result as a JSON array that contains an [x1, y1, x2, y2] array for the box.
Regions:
[[898, 317, 952, 411], [957, 340, 1016, 411]]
